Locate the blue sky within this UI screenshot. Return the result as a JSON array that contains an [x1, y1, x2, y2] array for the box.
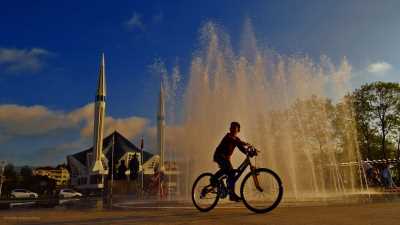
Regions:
[[0, 0, 399, 166]]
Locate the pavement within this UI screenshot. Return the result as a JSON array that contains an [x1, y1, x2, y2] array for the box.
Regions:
[[0, 197, 400, 225]]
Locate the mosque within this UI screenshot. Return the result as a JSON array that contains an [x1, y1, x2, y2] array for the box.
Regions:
[[66, 54, 175, 194]]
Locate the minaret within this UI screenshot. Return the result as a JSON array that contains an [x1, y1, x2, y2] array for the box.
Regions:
[[91, 53, 107, 173], [157, 82, 166, 171]]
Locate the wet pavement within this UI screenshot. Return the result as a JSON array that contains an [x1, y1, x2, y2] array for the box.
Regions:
[[0, 193, 399, 225], [1, 201, 400, 225]]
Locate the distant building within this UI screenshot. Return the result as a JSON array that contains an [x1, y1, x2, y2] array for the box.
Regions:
[[66, 131, 156, 190], [142, 155, 161, 175], [33, 166, 70, 186], [163, 160, 181, 197]]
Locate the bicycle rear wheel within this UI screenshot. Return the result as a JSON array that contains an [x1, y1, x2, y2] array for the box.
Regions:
[[240, 168, 283, 213], [192, 172, 220, 212]]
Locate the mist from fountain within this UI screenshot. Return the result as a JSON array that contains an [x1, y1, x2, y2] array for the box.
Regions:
[[160, 21, 363, 201]]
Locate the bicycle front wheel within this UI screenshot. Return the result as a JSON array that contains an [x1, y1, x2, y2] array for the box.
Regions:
[[192, 172, 220, 212], [240, 168, 283, 213]]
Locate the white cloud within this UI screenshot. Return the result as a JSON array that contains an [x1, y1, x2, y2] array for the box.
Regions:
[[0, 103, 149, 141], [68, 103, 94, 124], [80, 116, 148, 140], [0, 104, 72, 136], [125, 12, 145, 31], [0, 103, 151, 165], [0, 47, 52, 74], [367, 61, 393, 74]]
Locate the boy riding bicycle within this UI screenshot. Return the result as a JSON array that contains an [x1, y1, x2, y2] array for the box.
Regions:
[[193, 122, 283, 213], [213, 121, 252, 202]]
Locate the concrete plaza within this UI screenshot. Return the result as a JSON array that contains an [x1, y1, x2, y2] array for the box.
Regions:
[[0, 199, 399, 225]]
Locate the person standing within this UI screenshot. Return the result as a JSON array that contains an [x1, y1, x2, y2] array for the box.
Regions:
[[117, 160, 127, 180], [129, 154, 139, 180]]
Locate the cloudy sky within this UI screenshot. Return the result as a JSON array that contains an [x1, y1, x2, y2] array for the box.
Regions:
[[0, 0, 399, 166]]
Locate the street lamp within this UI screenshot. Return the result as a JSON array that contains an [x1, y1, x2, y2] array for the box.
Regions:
[[0, 160, 6, 197], [140, 137, 144, 197], [110, 134, 115, 203]]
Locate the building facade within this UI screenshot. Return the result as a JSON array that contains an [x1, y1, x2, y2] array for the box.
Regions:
[[33, 166, 70, 186], [67, 131, 154, 190]]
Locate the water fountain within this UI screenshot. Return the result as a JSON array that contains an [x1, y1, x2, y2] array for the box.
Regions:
[[160, 21, 363, 202]]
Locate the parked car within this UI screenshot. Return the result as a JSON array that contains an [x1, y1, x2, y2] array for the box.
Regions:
[[59, 189, 83, 198], [10, 189, 39, 199]]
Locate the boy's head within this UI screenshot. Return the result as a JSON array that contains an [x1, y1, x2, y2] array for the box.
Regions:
[[230, 121, 240, 135]]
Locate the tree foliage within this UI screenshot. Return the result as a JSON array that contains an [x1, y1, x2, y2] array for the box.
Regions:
[[286, 81, 400, 162], [351, 81, 400, 159]]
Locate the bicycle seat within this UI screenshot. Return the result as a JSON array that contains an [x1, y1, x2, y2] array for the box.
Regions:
[[216, 174, 228, 181]]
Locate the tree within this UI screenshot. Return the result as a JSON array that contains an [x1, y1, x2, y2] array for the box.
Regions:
[[351, 82, 400, 159], [20, 166, 33, 178], [373, 82, 400, 159], [19, 166, 34, 189], [351, 89, 376, 159], [26, 175, 57, 196], [290, 95, 337, 158], [2, 164, 17, 196], [333, 95, 359, 162], [391, 102, 400, 159]]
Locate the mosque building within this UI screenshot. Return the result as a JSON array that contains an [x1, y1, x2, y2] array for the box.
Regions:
[[66, 54, 179, 195]]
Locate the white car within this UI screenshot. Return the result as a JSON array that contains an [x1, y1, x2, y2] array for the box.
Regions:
[[59, 189, 83, 198], [10, 189, 38, 199]]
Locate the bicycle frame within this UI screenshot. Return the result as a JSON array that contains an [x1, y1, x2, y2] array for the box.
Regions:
[[217, 152, 263, 192], [233, 156, 252, 181]]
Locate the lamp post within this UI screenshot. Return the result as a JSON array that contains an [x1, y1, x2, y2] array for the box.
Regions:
[[0, 160, 6, 197], [110, 133, 114, 201], [140, 137, 144, 197]]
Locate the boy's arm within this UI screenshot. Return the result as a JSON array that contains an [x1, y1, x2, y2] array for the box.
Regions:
[[230, 136, 248, 154]]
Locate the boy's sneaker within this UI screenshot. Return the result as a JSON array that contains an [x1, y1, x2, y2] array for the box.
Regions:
[[229, 193, 241, 202]]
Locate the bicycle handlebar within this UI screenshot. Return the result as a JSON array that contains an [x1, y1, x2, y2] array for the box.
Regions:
[[246, 145, 259, 157]]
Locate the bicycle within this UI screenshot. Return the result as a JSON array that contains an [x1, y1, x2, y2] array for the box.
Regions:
[[191, 146, 283, 213]]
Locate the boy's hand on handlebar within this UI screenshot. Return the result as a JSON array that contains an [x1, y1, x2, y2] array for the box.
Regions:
[[247, 148, 258, 157]]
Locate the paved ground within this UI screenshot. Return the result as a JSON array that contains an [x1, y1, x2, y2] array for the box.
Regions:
[[1, 200, 400, 225]]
